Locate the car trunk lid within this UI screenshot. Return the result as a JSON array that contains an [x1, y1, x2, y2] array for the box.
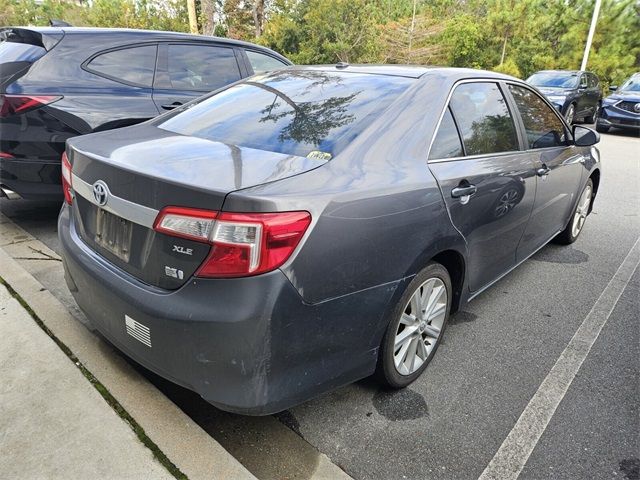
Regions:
[[66, 123, 326, 290]]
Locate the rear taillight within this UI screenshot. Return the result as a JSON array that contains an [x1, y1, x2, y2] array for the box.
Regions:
[[61, 151, 73, 205], [0, 94, 62, 118], [153, 207, 218, 242], [153, 207, 311, 278]]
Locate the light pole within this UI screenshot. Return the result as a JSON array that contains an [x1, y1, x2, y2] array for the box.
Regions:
[[580, 0, 602, 71]]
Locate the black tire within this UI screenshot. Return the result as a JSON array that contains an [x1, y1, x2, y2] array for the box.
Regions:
[[554, 179, 594, 245], [376, 262, 452, 389], [595, 122, 610, 133], [584, 102, 600, 124]]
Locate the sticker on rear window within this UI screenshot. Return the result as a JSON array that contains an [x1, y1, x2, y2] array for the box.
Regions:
[[306, 150, 332, 161]]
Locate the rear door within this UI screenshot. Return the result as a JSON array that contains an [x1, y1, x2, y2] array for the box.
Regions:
[[152, 43, 243, 111], [82, 43, 161, 126], [507, 83, 583, 261], [428, 81, 537, 292]]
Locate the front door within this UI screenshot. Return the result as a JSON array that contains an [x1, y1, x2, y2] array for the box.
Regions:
[[506, 84, 584, 261], [428, 82, 536, 292]]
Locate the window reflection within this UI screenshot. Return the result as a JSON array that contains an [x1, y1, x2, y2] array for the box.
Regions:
[[509, 85, 567, 149], [450, 83, 519, 156], [157, 71, 413, 157]]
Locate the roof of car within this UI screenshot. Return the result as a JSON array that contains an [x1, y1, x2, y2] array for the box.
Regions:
[[533, 70, 593, 75], [10, 26, 283, 53], [287, 64, 520, 81]]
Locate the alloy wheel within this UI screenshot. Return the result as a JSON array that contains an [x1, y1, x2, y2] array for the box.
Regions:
[[565, 104, 575, 124], [393, 277, 447, 376], [571, 184, 592, 238]]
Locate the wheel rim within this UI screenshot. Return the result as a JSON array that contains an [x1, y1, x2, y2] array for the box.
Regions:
[[571, 184, 592, 238], [565, 104, 575, 123], [394, 277, 447, 376]]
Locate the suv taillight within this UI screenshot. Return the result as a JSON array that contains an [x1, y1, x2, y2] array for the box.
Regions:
[[61, 151, 73, 205], [154, 207, 311, 278], [0, 94, 62, 118]]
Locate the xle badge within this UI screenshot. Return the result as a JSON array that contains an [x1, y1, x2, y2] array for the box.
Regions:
[[172, 245, 193, 255], [165, 266, 184, 280]]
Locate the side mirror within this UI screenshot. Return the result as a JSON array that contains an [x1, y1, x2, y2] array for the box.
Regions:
[[573, 125, 600, 146], [609, 85, 618, 92]]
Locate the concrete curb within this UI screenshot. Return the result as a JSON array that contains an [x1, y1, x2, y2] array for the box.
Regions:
[[0, 217, 256, 480]]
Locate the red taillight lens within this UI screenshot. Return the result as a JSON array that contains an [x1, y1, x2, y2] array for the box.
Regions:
[[153, 208, 311, 278], [61, 151, 73, 205], [0, 94, 62, 118]]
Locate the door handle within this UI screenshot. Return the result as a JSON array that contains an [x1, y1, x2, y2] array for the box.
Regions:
[[451, 184, 477, 198], [161, 101, 183, 110], [536, 164, 551, 177]]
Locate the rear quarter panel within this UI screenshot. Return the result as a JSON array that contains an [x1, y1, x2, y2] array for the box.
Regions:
[[223, 73, 468, 305]]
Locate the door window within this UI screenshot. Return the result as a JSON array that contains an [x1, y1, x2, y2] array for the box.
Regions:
[[579, 74, 588, 88], [449, 82, 519, 156], [429, 107, 463, 160], [245, 50, 288, 74], [87, 45, 157, 87], [167, 44, 241, 91], [508, 85, 568, 149]]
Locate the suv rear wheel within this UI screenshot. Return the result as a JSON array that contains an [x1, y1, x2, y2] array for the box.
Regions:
[[564, 103, 576, 124], [376, 262, 452, 388]]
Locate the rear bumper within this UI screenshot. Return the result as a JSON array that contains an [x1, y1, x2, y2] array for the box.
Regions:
[[58, 205, 396, 414], [0, 156, 62, 200]]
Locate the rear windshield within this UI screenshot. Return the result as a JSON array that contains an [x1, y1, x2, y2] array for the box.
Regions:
[[0, 33, 47, 63], [0, 31, 48, 84], [156, 70, 413, 158], [527, 72, 579, 89]]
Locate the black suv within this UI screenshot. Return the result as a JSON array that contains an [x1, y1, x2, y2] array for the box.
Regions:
[[526, 70, 602, 125], [0, 27, 291, 200]]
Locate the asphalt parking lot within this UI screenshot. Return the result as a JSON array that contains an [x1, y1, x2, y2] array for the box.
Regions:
[[1, 129, 638, 480]]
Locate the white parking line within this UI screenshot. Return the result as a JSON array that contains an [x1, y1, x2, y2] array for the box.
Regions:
[[479, 237, 640, 480]]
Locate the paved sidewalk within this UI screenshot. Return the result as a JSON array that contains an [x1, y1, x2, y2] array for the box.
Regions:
[[0, 284, 173, 479]]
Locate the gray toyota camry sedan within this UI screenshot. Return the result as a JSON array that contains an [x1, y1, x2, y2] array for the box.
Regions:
[[58, 65, 601, 415]]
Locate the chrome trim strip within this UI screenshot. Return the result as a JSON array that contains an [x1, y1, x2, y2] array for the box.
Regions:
[[72, 173, 159, 228]]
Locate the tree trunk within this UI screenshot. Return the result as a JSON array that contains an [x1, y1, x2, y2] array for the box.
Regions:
[[201, 0, 215, 35], [187, 0, 199, 34], [407, 0, 417, 62], [500, 33, 508, 65], [253, 0, 265, 37]]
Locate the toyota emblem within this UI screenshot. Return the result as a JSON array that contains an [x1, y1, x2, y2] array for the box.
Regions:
[[634, 103, 640, 113], [92, 180, 109, 206]]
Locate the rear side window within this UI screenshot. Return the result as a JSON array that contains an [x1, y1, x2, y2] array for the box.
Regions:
[[508, 85, 568, 149], [449, 83, 519, 156], [157, 71, 413, 157], [167, 44, 241, 91], [246, 50, 288, 74], [429, 108, 463, 160], [87, 45, 157, 87]]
